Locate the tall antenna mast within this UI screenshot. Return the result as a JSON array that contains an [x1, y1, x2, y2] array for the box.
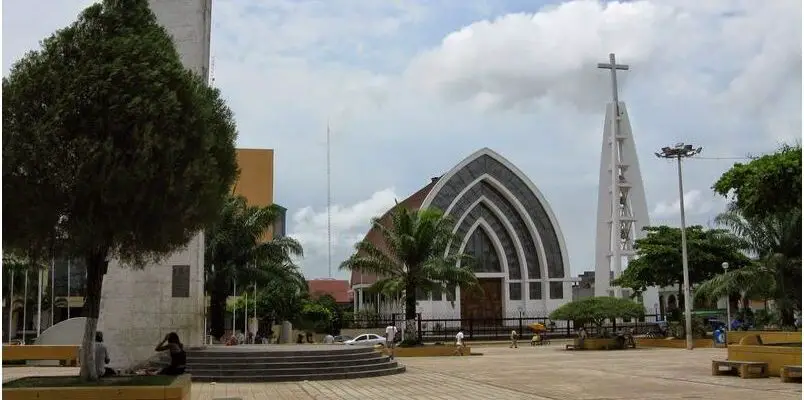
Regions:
[[327, 121, 332, 278], [209, 56, 216, 86]]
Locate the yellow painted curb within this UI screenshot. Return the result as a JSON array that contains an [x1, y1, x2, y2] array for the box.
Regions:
[[636, 338, 714, 349], [2, 373, 192, 400], [378, 345, 473, 357], [727, 331, 802, 345]]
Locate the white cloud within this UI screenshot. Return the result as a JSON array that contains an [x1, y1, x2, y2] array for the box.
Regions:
[[407, 0, 665, 111], [651, 189, 725, 218], [288, 188, 399, 278], [3, 0, 799, 278], [405, 0, 801, 138]]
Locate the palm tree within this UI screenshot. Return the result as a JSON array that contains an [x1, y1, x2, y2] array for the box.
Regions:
[[694, 263, 776, 309], [340, 206, 478, 342], [204, 194, 305, 339], [695, 206, 801, 325]]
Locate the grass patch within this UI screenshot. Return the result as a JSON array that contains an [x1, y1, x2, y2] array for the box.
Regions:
[[4, 375, 176, 388]]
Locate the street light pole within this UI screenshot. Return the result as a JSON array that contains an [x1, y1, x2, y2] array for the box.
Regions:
[[656, 143, 702, 351], [722, 262, 731, 332]]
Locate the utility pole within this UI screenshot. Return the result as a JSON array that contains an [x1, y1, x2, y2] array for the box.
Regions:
[[656, 143, 702, 350], [327, 122, 333, 278]]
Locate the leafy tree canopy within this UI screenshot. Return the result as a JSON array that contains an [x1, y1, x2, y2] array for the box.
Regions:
[[612, 225, 750, 294], [2, 0, 238, 380], [713, 144, 801, 219], [3, 0, 238, 265], [549, 297, 645, 329]]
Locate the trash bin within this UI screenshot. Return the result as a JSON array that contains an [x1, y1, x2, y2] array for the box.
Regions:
[[713, 328, 725, 346]]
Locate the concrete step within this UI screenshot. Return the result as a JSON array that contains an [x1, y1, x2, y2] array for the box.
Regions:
[[190, 365, 407, 382], [188, 356, 390, 370], [188, 346, 374, 356], [186, 351, 380, 364], [188, 360, 399, 376]]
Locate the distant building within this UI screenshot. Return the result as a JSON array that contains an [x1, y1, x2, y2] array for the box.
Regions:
[[571, 271, 598, 301], [307, 279, 353, 309], [350, 148, 574, 319]]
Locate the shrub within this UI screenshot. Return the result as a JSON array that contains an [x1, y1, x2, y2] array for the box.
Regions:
[[549, 297, 644, 335]]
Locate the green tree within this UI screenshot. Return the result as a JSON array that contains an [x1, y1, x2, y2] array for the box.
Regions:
[[712, 144, 801, 219], [695, 207, 801, 325], [298, 302, 333, 333], [549, 297, 644, 334], [229, 278, 308, 342], [2, 0, 238, 381], [308, 294, 345, 335], [340, 207, 478, 342], [612, 225, 750, 308], [205, 194, 305, 339]]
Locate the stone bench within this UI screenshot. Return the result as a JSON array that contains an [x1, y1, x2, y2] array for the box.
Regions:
[[780, 365, 801, 383], [3, 345, 80, 366], [711, 360, 768, 379]]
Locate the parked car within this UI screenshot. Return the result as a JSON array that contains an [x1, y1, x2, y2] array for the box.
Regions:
[[344, 333, 385, 346], [333, 335, 353, 343]]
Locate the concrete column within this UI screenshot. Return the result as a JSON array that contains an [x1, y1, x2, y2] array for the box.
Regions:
[[280, 321, 292, 344]]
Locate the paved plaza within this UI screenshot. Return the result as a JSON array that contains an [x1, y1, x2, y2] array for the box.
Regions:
[[3, 346, 801, 399]]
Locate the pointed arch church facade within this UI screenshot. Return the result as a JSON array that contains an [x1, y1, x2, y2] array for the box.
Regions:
[[350, 148, 574, 318]]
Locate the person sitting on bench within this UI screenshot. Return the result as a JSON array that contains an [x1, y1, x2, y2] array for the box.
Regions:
[[154, 332, 186, 375], [531, 333, 541, 346]]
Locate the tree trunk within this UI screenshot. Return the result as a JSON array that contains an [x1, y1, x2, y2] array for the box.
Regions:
[[79, 250, 108, 382], [209, 286, 227, 340], [404, 282, 417, 343], [677, 281, 684, 311]]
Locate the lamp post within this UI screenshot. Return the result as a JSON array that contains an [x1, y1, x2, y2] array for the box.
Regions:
[[722, 262, 731, 332], [656, 143, 702, 351]]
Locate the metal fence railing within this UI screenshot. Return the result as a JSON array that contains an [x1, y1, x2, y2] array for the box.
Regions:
[[341, 313, 663, 342]]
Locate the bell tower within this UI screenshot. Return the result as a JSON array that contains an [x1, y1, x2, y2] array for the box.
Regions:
[[593, 54, 658, 311]]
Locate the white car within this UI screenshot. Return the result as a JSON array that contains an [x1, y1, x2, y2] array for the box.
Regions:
[[344, 333, 386, 346]]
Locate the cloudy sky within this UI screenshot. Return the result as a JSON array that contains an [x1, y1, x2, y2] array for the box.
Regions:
[[4, 0, 801, 280]]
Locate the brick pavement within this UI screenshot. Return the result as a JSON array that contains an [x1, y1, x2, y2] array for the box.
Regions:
[[4, 346, 801, 399]]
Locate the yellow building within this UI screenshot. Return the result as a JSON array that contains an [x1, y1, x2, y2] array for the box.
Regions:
[[232, 148, 286, 240]]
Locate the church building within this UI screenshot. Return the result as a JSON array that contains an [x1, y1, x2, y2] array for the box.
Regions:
[[350, 148, 574, 319]]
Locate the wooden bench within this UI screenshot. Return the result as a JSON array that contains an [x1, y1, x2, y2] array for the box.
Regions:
[[780, 365, 802, 383], [2, 345, 80, 366], [711, 360, 768, 379]]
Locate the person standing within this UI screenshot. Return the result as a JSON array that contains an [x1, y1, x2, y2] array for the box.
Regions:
[[385, 322, 398, 360], [509, 330, 519, 348], [453, 328, 466, 356]]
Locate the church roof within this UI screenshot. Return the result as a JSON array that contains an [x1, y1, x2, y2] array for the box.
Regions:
[[348, 147, 570, 288]]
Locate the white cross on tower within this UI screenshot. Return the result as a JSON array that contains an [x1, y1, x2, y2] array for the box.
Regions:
[[597, 53, 629, 110]]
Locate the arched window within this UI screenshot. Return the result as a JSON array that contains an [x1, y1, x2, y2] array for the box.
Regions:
[[465, 227, 502, 273]]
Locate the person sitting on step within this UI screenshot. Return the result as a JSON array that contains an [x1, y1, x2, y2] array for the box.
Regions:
[[154, 332, 186, 375], [94, 331, 116, 377]]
